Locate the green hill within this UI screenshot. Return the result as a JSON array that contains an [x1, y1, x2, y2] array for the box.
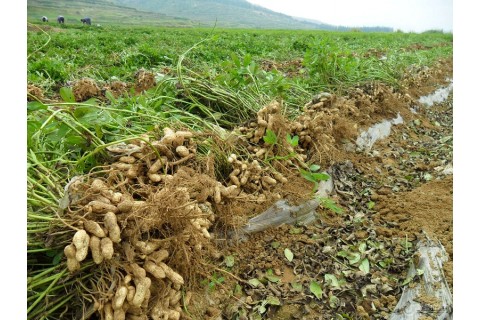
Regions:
[[27, 0, 197, 26], [27, 0, 335, 29], [112, 0, 329, 29], [27, 0, 393, 30]]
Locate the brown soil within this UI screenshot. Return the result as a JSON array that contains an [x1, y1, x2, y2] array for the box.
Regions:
[[197, 58, 453, 319], [73, 78, 101, 101], [261, 58, 305, 78], [27, 84, 44, 101], [27, 69, 158, 104], [373, 176, 453, 288], [135, 69, 157, 93]]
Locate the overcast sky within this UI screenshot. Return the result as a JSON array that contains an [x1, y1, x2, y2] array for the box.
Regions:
[[246, 0, 453, 33]]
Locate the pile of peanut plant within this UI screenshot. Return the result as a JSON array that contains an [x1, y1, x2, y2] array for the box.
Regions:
[[27, 24, 452, 319]]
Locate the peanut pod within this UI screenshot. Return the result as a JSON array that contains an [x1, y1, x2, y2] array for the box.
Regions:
[[135, 240, 161, 255], [72, 230, 90, 262], [159, 262, 184, 286], [88, 200, 118, 214], [113, 286, 128, 310], [64, 244, 80, 272], [104, 212, 121, 243], [84, 220, 106, 238], [147, 249, 169, 264], [144, 261, 166, 279], [89, 236, 103, 264], [132, 277, 151, 307], [101, 237, 114, 260]]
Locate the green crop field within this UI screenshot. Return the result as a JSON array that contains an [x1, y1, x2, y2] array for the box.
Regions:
[[27, 22, 453, 319]]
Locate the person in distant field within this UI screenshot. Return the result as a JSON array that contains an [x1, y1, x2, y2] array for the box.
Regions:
[[81, 17, 92, 25], [42, 16, 48, 22], [57, 16, 65, 24]]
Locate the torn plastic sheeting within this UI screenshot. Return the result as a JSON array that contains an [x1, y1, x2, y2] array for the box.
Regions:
[[390, 237, 452, 320], [241, 199, 319, 234], [356, 113, 404, 151], [434, 163, 453, 176], [239, 173, 334, 236], [418, 82, 453, 107]]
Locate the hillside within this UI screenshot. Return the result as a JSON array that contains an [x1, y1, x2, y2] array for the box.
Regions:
[[28, 0, 394, 30], [27, 0, 198, 27], [112, 0, 328, 29], [27, 0, 343, 29]]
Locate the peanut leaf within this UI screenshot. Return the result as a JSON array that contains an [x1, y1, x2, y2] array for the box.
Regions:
[[310, 281, 323, 300], [359, 258, 370, 274], [284, 248, 294, 262]]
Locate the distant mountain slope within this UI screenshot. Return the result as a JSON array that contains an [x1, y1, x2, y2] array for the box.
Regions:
[[27, 0, 197, 26], [28, 0, 393, 31], [294, 16, 393, 32], [112, 0, 331, 29]]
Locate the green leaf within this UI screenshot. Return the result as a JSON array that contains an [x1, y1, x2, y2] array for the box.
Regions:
[[309, 164, 321, 172], [359, 258, 370, 274], [59, 87, 76, 102], [379, 258, 392, 268], [284, 248, 294, 262], [299, 169, 317, 184], [367, 201, 375, 209], [329, 295, 340, 308], [257, 304, 267, 314], [402, 240, 413, 251], [291, 282, 303, 292], [27, 120, 42, 147], [338, 251, 361, 265], [401, 275, 414, 286], [265, 296, 281, 306], [231, 53, 241, 67], [266, 269, 280, 283], [348, 253, 361, 265], [324, 274, 340, 288], [234, 284, 243, 296], [211, 112, 223, 120], [289, 227, 303, 234], [310, 172, 330, 181], [27, 101, 47, 111], [266, 274, 280, 283], [94, 124, 104, 140], [271, 241, 281, 249], [224, 255, 235, 267], [358, 242, 367, 254], [64, 135, 86, 146], [440, 136, 452, 143], [319, 198, 344, 214], [73, 105, 94, 118], [84, 97, 99, 106], [309, 281, 323, 300], [286, 133, 299, 147], [52, 251, 63, 265], [104, 90, 116, 102], [248, 278, 262, 288], [243, 54, 252, 67], [45, 124, 70, 143], [263, 129, 278, 145]]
